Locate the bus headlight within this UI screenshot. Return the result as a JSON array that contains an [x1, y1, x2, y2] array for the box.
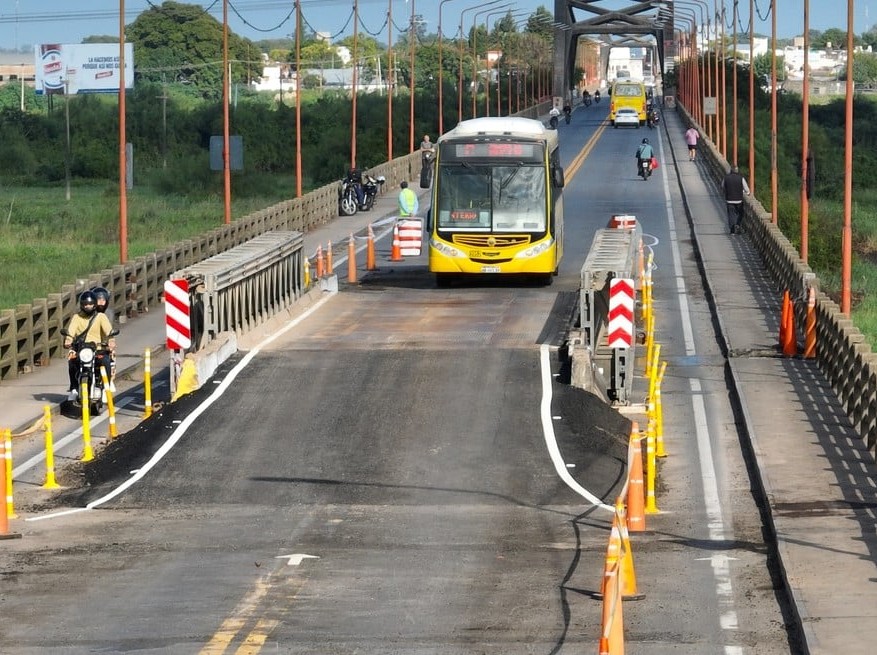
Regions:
[[430, 239, 464, 258], [515, 238, 554, 259]]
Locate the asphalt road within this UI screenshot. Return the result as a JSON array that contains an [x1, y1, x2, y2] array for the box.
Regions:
[[1, 104, 800, 654]]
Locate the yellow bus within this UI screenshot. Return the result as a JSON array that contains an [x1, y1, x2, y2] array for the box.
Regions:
[[427, 117, 565, 286], [609, 80, 648, 126]]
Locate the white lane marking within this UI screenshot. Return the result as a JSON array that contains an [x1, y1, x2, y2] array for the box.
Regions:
[[659, 131, 741, 653], [28, 290, 338, 522], [539, 343, 613, 513]]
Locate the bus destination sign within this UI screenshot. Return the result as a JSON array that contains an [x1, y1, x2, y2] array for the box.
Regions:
[[454, 142, 537, 158]]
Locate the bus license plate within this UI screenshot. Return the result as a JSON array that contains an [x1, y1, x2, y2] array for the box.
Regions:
[[481, 266, 501, 273]]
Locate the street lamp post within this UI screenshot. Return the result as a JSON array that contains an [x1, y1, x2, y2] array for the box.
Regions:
[[472, 3, 513, 119], [842, 0, 854, 314], [295, 0, 302, 197], [118, 0, 128, 262], [800, 0, 810, 262], [386, 0, 393, 161], [409, 0, 416, 153], [483, 7, 519, 118]]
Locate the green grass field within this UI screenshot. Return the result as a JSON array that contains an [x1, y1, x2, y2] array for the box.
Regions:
[[0, 181, 294, 308]]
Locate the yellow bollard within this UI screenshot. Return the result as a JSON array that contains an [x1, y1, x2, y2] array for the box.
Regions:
[[42, 406, 60, 490], [0, 435, 21, 540], [644, 417, 659, 514], [347, 234, 357, 283], [80, 380, 94, 462], [100, 369, 118, 439], [366, 224, 376, 271], [144, 348, 153, 419], [4, 429, 17, 519], [303, 256, 311, 288], [655, 361, 668, 458]]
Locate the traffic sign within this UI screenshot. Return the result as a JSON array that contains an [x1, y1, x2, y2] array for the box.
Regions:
[[608, 278, 635, 349], [164, 279, 192, 350]]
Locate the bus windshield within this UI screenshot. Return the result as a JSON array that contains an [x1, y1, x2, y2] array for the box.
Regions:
[[436, 163, 547, 232]]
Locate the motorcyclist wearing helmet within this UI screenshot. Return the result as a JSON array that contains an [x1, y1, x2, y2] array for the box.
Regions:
[[91, 286, 117, 390], [91, 286, 116, 325], [636, 138, 655, 177], [63, 290, 116, 401]]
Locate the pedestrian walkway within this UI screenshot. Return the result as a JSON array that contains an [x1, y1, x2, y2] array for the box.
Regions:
[[663, 107, 877, 655]]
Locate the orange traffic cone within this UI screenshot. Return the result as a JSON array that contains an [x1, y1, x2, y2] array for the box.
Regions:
[[366, 224, 376, 271], [778, 290, 789, 345], [326, 240, 334, 275], [599, 556, 625, 654], [781, 290, 797, 356], [316, 245, 324, 278], [804, 286, 816, 359], [390, 223, 403, 262], [616, 499, 644, 600], [600, 512, 622, 599], [626, 425, 646, 533]]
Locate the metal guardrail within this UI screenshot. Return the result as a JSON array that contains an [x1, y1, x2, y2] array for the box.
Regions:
[[578, 224, 642, 403], [173, 231, 305, 348]]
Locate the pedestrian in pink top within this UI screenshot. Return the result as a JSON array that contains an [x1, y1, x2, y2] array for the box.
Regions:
[[685, 127, 700, 161]]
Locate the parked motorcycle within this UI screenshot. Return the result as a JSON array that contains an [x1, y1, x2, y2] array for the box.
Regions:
[[61, 327, 119, 415], [359, 174, 385, 211], [339, 178, 360, 216]]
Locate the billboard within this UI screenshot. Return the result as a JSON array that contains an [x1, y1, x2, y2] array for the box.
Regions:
[[34, 43, 134, 95]]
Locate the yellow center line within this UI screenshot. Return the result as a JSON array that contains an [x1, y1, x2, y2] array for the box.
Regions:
[[565, 121, 608, 180], [234, 619, 281, 655]]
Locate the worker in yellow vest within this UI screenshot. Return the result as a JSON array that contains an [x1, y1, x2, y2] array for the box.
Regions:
[[398, 180, 419, 217]]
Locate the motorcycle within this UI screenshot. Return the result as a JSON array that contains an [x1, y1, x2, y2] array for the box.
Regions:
[[638, 158, 652, 180], [563, 107, 572, 124], [582, 95, 592, 107], [338, 178, 360, 216], [62, 327, 119, 415], [549, 113, 559, 129], [594, 92, 601, 104], [360, 174, 385, 211]]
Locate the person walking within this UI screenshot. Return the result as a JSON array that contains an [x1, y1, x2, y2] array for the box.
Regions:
[[685, 126, 700, 161], [722, 165, 751, 234], [398, 180, 419, 217]]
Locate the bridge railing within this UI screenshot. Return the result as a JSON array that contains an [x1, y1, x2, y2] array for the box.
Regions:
[[0, 152, 424, 384], [678, 104, 877, 458]]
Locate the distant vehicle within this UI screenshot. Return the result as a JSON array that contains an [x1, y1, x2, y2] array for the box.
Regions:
[[614, 107, 640, 128], [609, 80, 648, 126]]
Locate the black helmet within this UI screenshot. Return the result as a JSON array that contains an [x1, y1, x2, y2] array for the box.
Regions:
[[642, 138, 650, 144], [91, 286, 110, 310], [79, 290, 97, 316]]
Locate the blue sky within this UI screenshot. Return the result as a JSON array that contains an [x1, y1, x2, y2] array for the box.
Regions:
[[0, 1, 868, 52]]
